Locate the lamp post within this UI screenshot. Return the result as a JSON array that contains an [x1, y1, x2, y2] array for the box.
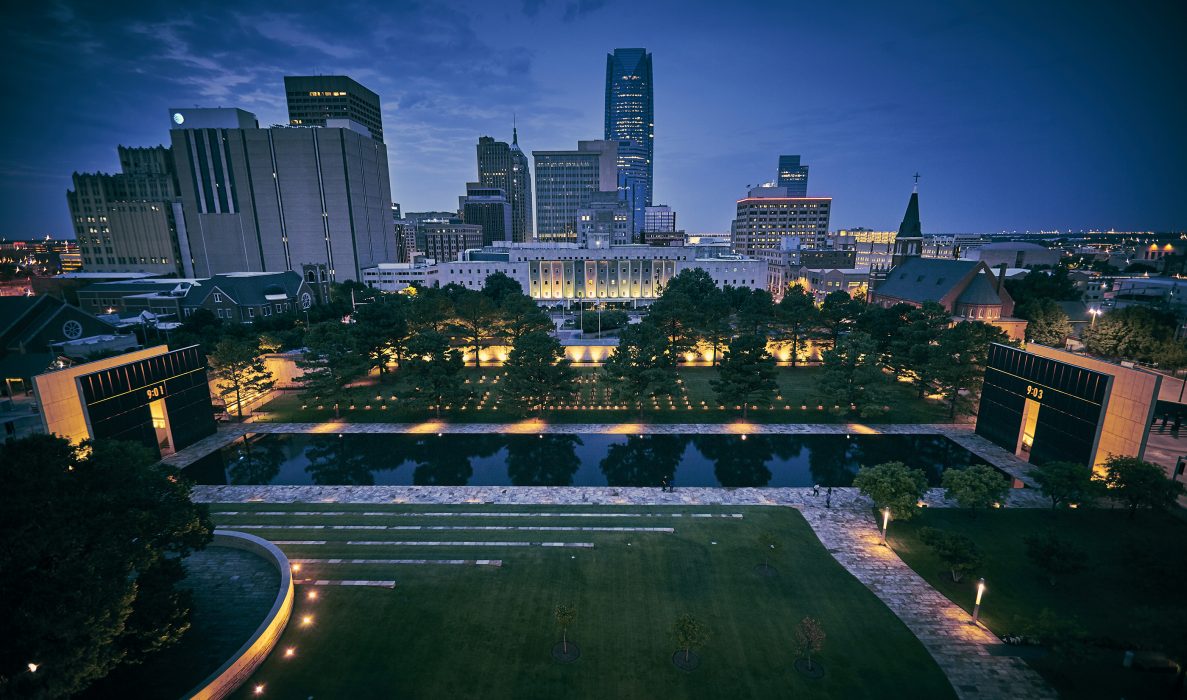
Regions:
[[971, 578, 987, 625], [1089, 308, 1101, 327], [880, 508, 891, 546]]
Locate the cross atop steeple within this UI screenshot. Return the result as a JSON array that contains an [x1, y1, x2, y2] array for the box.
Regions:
[[913, 172, 920, 192]]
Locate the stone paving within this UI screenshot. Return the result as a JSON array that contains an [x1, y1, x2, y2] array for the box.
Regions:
[[799, 506, 1055, 699]]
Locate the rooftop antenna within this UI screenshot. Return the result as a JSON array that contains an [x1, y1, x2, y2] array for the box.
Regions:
[[512, 113, 518, 145]]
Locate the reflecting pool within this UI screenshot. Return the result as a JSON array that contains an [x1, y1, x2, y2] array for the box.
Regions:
[[183, 433, 993, 488]]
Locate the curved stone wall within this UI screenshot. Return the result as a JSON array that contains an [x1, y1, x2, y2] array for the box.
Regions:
[[184, 530, 294, 700]]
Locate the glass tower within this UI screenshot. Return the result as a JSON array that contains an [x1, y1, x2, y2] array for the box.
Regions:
[[777, 155, 809, 196], [604, 48, 654, 240], [477, 131, 534, 243]]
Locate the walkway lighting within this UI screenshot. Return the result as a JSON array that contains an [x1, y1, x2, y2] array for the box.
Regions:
[[880, 508, 891, 546], [254, 684, 265, 695], [27, 663, 38, 673], [972, 578, 987, 625]]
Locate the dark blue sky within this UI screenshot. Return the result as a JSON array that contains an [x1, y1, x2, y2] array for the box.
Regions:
[[3, 0, 1185, 239]]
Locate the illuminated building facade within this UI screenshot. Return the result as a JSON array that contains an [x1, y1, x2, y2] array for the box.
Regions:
[[284, 75, 384, 142], [731, 184, 832, 257], [423, 223, 483, 263]]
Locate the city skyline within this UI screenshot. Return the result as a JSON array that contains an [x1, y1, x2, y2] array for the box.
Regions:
[[2, 0, 1186, 241]]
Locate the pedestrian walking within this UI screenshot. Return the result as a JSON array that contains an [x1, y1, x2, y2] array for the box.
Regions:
[[812, 484, 820, 497], [825, 486, 833, 509]]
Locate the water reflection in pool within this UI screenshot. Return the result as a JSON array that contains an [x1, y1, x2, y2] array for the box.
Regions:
[[183, 433, 992, 488]]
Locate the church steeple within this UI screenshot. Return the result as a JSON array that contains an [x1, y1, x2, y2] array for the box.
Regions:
[[891, 182, 924, 268]]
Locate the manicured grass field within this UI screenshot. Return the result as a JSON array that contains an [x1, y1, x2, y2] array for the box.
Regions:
[[253, 366, 953, 424], [213, 504, 955, 699], [887, 508, 1187, 700]]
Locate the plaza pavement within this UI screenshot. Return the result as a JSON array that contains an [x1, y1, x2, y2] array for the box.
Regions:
[[178, 421, 1057, 699]]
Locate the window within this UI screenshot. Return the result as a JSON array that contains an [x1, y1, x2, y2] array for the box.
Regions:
[[247, 307, 254, 318], [213, 293, 222, 302]]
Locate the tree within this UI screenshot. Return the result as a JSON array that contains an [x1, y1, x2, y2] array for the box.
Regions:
[[496, 293, 553, 348], [757, 531, 779, 569], [1082, 306, 1180, 364], [817, 331, 888, 417], [402, 331, 469, 418], [793, 617, 826, 672], [554, 603, 577, 654], [728, 286, 775, 337], [0, 436, 212, 698], [918, 527, 983, 582], [1030, 460, 1102, 510], [1003, 266, 1080, 306], [481, 271, 527, 306], [697, 289, 733, 366], [1102, 455, 1185, 519], [580, 309, 630, 334], [927, 321, 1009, 419], [1024, 532, 1087, 585], [711, 334, 778, 419], [451, 290, 499, 366], [352, 296, 412, 372], [1016, 298, 1073, 347], [207, 337, 274, 420], [856, 302, 911, 358], [500, 331, 576, 415], [774, 284, 820, 368], [672, 613, 709, 664], [887, 302, 950, 396], [819, 290, 864, 349], [297, 321, 369, 418], [851, 461, 928, 521], [603, 322, 678, 417], [649, 269, 712, 359], [940, 465, 1009, 514]]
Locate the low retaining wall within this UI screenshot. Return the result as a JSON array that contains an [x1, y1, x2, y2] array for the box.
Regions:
[[184, 530, 294, 700]]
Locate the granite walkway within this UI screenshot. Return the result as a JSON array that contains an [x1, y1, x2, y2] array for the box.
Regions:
[[799, 506, 1054, 699]]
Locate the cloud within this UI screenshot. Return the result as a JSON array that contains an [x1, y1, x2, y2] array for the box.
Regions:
[[563, 0, 607, 21]]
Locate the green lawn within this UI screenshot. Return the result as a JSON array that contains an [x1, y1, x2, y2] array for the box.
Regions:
[[887, 508, 1187, 699], [212, 504, 955, 699], [254, 366, 953, 424]]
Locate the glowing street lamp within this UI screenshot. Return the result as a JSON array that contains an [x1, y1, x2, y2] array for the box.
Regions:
[[971, 578, 987, 625], [27, 663, 39, 673], [1089, 308, 1101, 327], [880, 508, 891, 546]]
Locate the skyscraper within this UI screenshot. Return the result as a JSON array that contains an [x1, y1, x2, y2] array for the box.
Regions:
[[284, 75, 384, 142], [605, 48, 654, 238], [169, 107, 395, 281], [533, 140, 620, 243], [777, 155, 809, 196], [477, 131, 533, 243], [459, 182, 512, 246], [67, 146, 185, 276]]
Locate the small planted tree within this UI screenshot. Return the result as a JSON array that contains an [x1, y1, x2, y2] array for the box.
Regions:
[[794, 617, 826, 672], [918, 527, 983, 583], [208, 337, 275, 420], [1024, 532, 1087, 586], [758, 531, 779, 572], [1103, 455, 1185, 519], [940, 465, 1010, 515], [1030, 460, 1102, 510], [500, 331, 575, 416], [711, 334, 779, 419], [673, 613, 709, 667], [851, 461, 928, 521], [554, 603, 576, 654]]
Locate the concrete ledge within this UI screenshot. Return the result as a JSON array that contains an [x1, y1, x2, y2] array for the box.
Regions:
[[183, 531, 293, 700]]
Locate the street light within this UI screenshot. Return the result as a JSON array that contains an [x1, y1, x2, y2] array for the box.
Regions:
[[1089, 308, 1101, 327], [971, 578, 987, 625], [880, 508, 891, 546]]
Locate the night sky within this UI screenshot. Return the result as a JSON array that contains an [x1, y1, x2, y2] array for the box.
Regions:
[[2, 0, 1185, 240]]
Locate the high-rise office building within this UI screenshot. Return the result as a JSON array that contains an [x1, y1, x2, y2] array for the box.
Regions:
[[731, 184, 831, 258], [533, 140, 620, 243], [643, 205, 676, 234], [459, 183, 512, 246], [605, 48, 654, 237], [777, 155, 809, 196], [476, 132, 533, 243], [284, 75, 384, 143], [423, 222, 483, 263], [67, 146, 186, 276], [169, 107, 395, 282]]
